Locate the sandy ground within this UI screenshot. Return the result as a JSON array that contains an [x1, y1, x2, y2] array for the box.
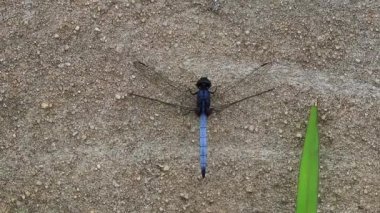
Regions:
[[1, 0, 379, 212]]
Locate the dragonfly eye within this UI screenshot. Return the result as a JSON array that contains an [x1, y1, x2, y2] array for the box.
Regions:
[[196, 77, 212, 89]]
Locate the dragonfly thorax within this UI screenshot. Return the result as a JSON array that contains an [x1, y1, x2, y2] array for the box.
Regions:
[[196, 77, 212, 89]]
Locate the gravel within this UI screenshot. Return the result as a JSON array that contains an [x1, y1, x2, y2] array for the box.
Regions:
[[1, 0, 379, 212]]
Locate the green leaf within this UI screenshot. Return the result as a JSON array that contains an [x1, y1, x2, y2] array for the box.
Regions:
[[296, 105, 319, 213]]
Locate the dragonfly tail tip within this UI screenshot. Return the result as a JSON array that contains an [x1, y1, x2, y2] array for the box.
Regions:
[[201, 168, 206, 178]]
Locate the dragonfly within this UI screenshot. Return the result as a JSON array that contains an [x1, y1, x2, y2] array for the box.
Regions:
[[129, 60, 275, 178]]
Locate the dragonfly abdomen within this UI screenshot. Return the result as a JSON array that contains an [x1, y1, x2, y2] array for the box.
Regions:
[[199, 112, 208, 178]]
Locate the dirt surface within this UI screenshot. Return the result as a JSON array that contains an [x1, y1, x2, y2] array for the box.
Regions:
[[1, 0, 379, 212]]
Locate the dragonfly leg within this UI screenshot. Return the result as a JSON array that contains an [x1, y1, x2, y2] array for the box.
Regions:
[[188, 88, 198, 95], [210, 86, 218, 94], [206, 108, 213, 116]]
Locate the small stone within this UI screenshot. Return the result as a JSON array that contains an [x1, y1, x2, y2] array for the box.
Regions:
[[25, 191, 31, 197], [131, 75, 136, 79], [296, 132, 302, 138], [97, 164, 101, 169], [115, 44, 124, 53], [163, 165, 170, 171], [246, 186, 254, 193], [41, 102, 52, 109], [53, 33, 59, 38], [248, 125, 255, 132], [355, 58, 361, 63], [149, 116, 155, 120], [245, 30, 250, 35], [115, 94, 122, 100], [75, 26, 80, 31], [57, 63, 65, 68], [279, 129, 283, 134], [36, 180, 42, 186], [180, 192, 189, 200], [95, 27, 101, 32], [113, 180, 120, 188]]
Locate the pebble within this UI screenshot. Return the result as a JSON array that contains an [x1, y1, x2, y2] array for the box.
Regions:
[[115, 44, 124, 53], [163, 165, 170, 171], [41, 102, 52, 109], [355, 58, 361, 63], [245, 30, 250, 35], [63, 45, 70, 51], [180, 192, 189, 200], [53, 33, 59, 38], [113, 180, 120, 188], [279, 129, 283, 134], [95, 27, 101, 32], [36, 180, 42, 186], [246, 186, 254, 193], [296, 132, 302, 138], [248, 125, 255, 132], [89, 124, 95, 130], [75, 26, 80, 31], [97, 164, 101, 169], [115, 94, 122, 100]]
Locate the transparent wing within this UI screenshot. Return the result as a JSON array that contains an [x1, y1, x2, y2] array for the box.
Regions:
[[129, 60, 197, 110], [211, 61, 276, 111]]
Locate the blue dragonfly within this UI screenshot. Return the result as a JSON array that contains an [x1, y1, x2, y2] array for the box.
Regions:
[[129, 60, 274, 178]]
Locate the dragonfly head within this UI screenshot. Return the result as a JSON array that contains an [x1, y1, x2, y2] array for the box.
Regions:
[[196, 77, 212, 89]]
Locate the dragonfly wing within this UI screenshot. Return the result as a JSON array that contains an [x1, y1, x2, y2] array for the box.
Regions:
[[199, 113, 208, 178], [128, 92, 195, 111], [214, 87, 275, 112], [131, 60, 196, 109], [211, 61, 276, 109]]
